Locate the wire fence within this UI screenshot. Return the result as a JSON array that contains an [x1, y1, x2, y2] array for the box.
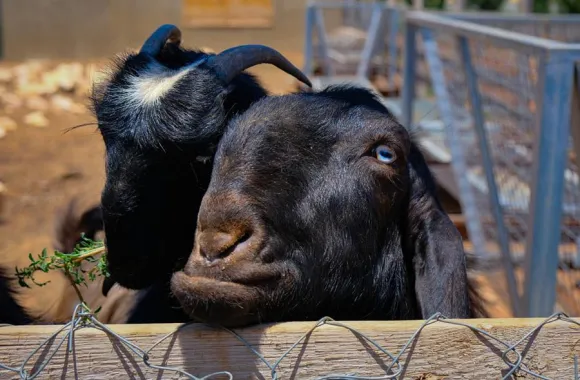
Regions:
[[409, 13, 580, 271], [303, 3, 580, 320], [399, 9, 580, 320], [417, 12, 580, 319], [1, 303, 579, 380]]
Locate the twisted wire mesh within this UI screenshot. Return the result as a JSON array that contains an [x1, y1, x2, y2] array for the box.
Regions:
[[1, 304, 579, 380], [436, 32, 537, 251], [383, 14, 580, 94], [415, 18, 580, 315], [308, 9, 580, 100], [456, 18, 580, 275], [458, 19, 580, 272], [467, 19, 580, 43]]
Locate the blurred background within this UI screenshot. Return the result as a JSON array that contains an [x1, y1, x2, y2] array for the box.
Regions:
[[0, 0, 578, 323]]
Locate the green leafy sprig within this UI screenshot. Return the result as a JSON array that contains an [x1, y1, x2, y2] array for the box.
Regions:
[[14, 234, 110, 312]]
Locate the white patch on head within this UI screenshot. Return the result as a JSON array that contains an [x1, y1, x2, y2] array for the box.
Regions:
[[118, 60, 199, 108]]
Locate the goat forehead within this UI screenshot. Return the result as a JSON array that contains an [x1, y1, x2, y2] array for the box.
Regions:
[[224, 100, 405, 156], [214, 95, 409, 177], [214, 128, 331, 188], [130, 69, 189, 105], [219, 120, 332, 168], [117, 60, 194, 107]]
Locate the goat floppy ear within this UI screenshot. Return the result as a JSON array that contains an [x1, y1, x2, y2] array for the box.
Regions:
[[403, 142, 471, 319]]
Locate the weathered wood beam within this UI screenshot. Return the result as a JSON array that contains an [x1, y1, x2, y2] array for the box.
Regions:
[[1, 317, 579, 379]]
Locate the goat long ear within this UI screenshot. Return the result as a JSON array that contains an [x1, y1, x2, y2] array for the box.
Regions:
[[404, 142, 473, 319]]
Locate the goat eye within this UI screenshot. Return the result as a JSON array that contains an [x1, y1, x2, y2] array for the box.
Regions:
[[374, 145, 396, 164]]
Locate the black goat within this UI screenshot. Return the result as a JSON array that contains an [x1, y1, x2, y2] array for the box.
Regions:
[[91, 24, 311, 306], [169, 85, 485, 326], [0, 25, 485, 326], [0, 24, 312, 325], [60, 85, 485, 326]]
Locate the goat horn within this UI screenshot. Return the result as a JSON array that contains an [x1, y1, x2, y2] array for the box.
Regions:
[[140, 24, 182, 56], [207, 44, 312, 87]]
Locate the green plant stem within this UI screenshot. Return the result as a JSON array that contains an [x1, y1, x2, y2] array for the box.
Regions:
[[72, 246, 106, 263], [15, 235, 108, 314], [63, 265, 86, 306]]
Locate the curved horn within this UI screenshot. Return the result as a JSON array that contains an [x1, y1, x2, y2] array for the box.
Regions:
[[207, 44, 312, 87], [140, 24, 182, 56]]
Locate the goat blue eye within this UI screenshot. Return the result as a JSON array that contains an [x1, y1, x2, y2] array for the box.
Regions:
[[375, 145, 396, 163]]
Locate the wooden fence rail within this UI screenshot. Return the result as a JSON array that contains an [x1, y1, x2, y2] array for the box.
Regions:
[[1, 315, 580, 379]]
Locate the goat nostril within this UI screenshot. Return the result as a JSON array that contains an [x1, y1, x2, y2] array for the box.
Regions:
[[199, 230, 251, 262]]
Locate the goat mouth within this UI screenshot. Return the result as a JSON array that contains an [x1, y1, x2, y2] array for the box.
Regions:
[[181, 266, 280, 286], [182, 248, 282, 286], [170, 271, 276, 326], [171, 249, 290, 325]]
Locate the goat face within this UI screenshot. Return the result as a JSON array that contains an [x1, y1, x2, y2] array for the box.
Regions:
[[171, 86, 472, 327], [91, 25, 311, 290]]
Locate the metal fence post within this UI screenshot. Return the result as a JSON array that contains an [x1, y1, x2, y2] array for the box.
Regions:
[[457, 36, 522, 316], [356, 3, 386, 79], [522, 52, 576, 317], [314, 6, 334, 77], [303, 2, 334, 78], [572, 64, 580, 268], [387, 7, 401, 92], [401, 22, 417, 129], [418, 26, 491, 277]]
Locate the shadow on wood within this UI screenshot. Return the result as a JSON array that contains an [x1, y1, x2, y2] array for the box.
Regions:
[[1, 317, 580, 379]]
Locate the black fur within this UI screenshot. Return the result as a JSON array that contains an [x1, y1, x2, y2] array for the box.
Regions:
[[0, 66, 486, 324], [0, 41, 275, 326], [90, 42, 270, 294], [0, 268, 34, 325], [167, 85, 484, 326]]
